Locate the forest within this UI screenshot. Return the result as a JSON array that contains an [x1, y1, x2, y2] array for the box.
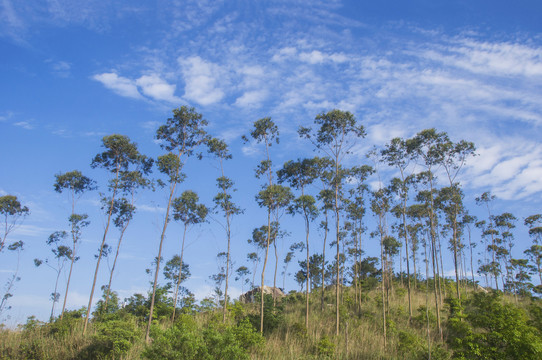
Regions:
[[1, 107, 542, 359]]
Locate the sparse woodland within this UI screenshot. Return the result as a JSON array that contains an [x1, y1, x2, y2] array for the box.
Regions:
[[1, 107, 542, 359]]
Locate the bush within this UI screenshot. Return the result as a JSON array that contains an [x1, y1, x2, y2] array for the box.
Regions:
[[144, 314, 263, 360], [316, 335, 335, 358], [447, 291, 542, 359], [247, 294, 284, 334], [81, 315, 140, 359]]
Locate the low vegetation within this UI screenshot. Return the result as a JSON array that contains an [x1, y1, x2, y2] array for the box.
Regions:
[[2, 281, 541, 359]]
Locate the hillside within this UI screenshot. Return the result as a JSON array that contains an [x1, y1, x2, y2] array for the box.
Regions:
[[2, 280, 542, 359]]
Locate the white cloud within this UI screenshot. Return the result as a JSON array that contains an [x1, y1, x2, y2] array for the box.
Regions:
[[178, 56, 225, 105], [135, 74, 181, 103], [299, 50, 326, 64], [271, 47, 297, 62], [13, 121, 34, 130], [464, 138, 542, 200], [234, 90, 268, 108], [49, 60, 71, 77], [92, 72, 142, 99]]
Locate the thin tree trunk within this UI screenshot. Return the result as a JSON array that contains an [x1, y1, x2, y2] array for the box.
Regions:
[[223, 214, 231, 322], [50, 269, 62, 322], [321, 210, 328, 311], [61, 242, 76, 320], [402, 204, 412, 320], [104, 222, 130, 312], [424, 233, 432, 360], [273, 231, 278, 308], [61, 195, 77, 320], [145, 180, 177, 343], [83, 167, 119, 335], [260, 209, 272, 333], [305, 213, 310, 330], [171, 224, 188, 323], [380, 220, 387, 348]]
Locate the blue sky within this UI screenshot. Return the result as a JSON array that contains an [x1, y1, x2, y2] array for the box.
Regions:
[[1, 0, 542, 325]]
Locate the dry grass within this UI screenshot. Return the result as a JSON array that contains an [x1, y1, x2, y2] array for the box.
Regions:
[[1, 282, 459, 359]]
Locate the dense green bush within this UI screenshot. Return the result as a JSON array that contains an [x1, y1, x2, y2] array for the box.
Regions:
[[447, 292, 542, 359], [143, 314, 263, 360], [81, 314, 140, 359]]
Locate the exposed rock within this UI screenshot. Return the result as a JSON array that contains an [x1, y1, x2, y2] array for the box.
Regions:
[[239, 286, 285, 303]]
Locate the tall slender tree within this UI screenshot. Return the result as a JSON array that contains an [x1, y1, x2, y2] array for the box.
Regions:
[[146, 106, 208, 342], [0, 195, 29, 316], [437, 138, 475, 299], [0, 195, 29, 253], [243, 117, 283, 333], [103, 160, 152, 311], [208, 138, 242, 322], [299, 109, 365, 336], [170, 190, 208, 322], [84, 134, 145, 334], [475, 191, 500, 290], [34, 231, 72, 321], [53, 170, 96, 319], [278, 158, 319, 329], [407, 129, 449, 340], [314, 156, 334, 310], [382, 138, 416, 319]]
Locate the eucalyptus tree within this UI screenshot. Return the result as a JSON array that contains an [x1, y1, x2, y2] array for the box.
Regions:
[[0, 195, 29, 315], [207, 138, 243, 322], [475, 192, 500, 290], [170, 190, 208, 322], [525, 214, 542, 286], [53, 170, 95, 319], [104, 161, 152, 311], [407, 129, 451, 339], [370, 188, 392, 347], [382, 137, 417, 318], [34, 231, 72, 321], [235, 266, 250, 294], [84, 134, 145, 334], [525, 214, 542, 244], [436, 185, 466, 297], [246, 252, 259, 292], [461, 214, 478, 292], [163, 254, 191, 305], [494, 212, 517, 292], [146, 106, 209, 342], [314, 156, 334, 310], [0, 195, 29, 253], [278, 158, 319, 329], [415, 186, 444, 339], [299, 109, 365, 335], [243, 117, 282, 333], [346, 165, 373, 311], [437, 138, 475, 299], [256, 186, 293, 309]]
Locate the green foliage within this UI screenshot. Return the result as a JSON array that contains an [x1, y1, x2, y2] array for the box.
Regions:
[[397, 330, 424, 359], [48, 308, 85, 338], [143, 314, 263, 360], [447, 291, 542, 359], [81, 315, 140, 359], [247, 294, 284, 334], [316, 335, 335, 358]]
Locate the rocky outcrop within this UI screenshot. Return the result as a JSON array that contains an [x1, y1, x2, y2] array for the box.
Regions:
[[239, 286, 285, 303]]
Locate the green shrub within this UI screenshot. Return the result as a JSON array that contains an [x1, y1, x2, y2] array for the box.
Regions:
[[81, 315, 140, 359], [316, 335, 335, 358], [144, 314, 263, 360], [447, 291, 542, 359]]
